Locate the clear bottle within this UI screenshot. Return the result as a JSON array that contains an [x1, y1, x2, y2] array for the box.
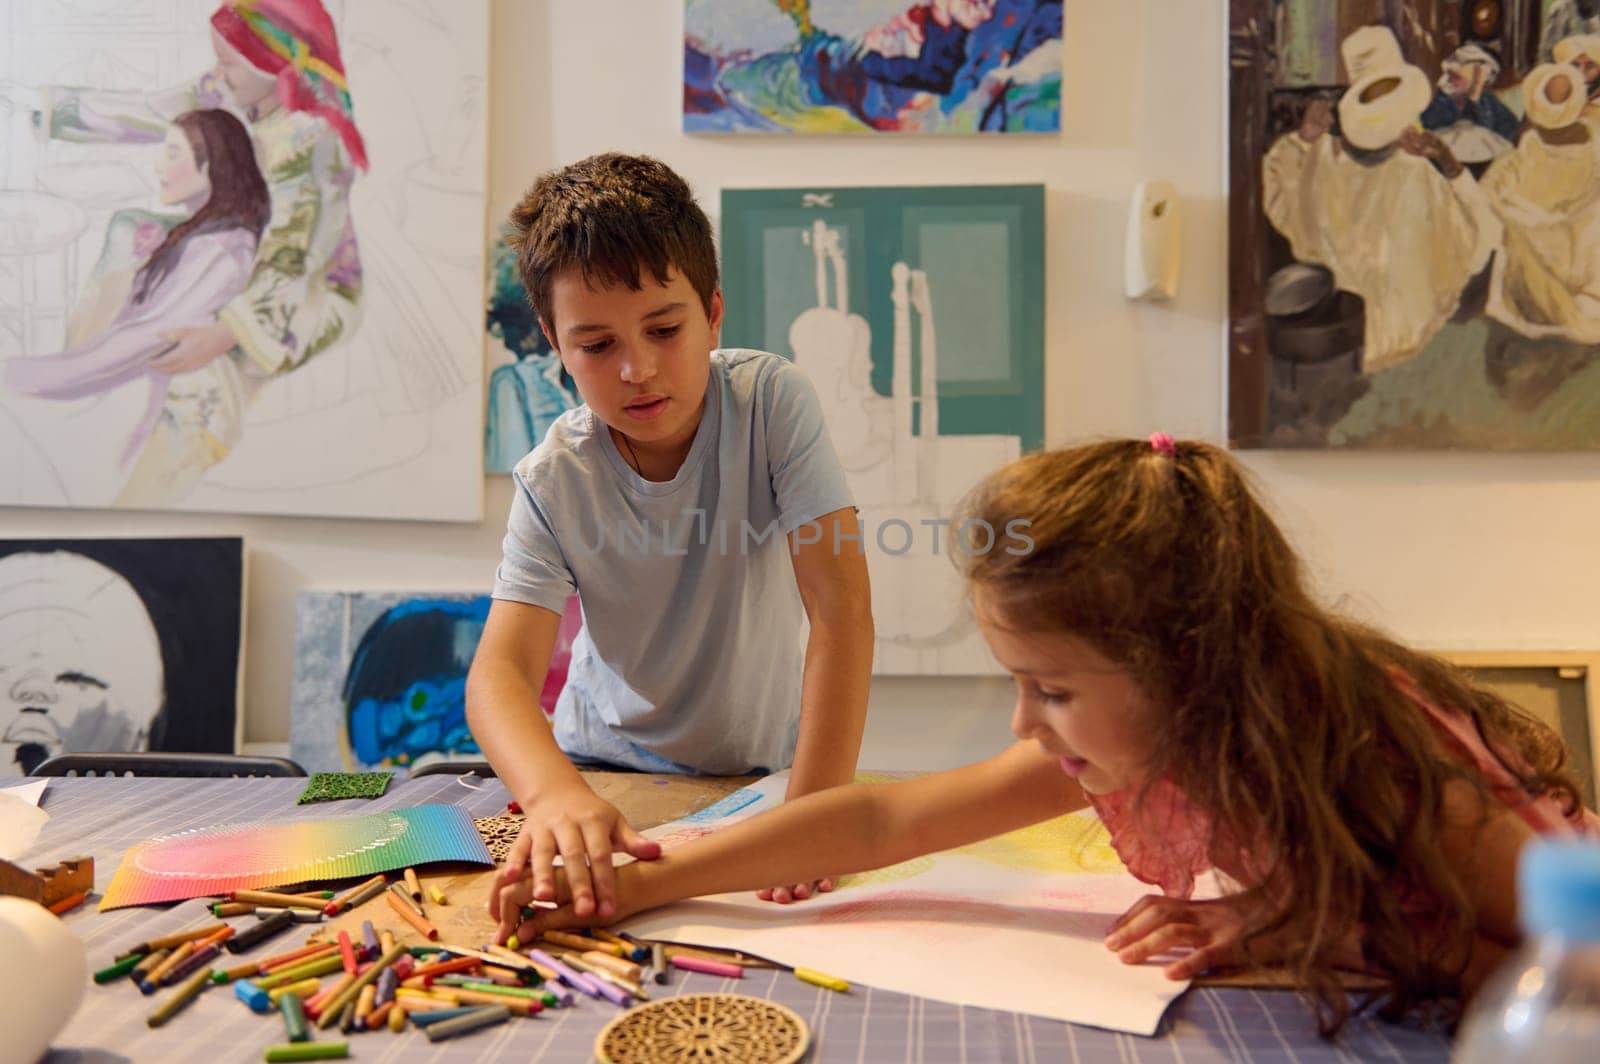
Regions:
[[1454, 838, 1600, 1063]]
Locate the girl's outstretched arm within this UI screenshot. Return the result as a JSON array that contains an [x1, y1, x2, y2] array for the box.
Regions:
[[497, 739, 1087, 942]]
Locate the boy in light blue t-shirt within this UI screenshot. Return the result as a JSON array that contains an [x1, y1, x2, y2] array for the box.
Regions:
[[468, 153, 874, 925]]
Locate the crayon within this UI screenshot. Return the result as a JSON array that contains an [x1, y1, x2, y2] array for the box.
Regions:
[[45, 890, 88, 916], [365, 1000, 395, 1030], [235, 979, 273, 1013], [256, 952, 343, 989], [267, 978, 323, 1006], [651, 943, 667, 984], [407, 1005, 481, 1026], [129, 949, 170, 985], [140, 941, 196, 993], [147, 966, 212, 1027], [505, 934, 519, 951], [385, 890, 439, 940], [427, 884, 448, 905], [430, 942, 539, 974], [421, 1004, 511, 1042], [303, 972, 356, 1018], [337, 931, 357, 975], [407, 955, 479, 982], [229, 889, 326, 911], [379, 930, 396, 956], [434, 976, 540, 997], [403, 867, 422, 901], [117, 923, 228, 960], [526, 948, 601, 998], [591, 928, 646, 961], [561, 954, 646, 1001], [361, 920, 379, 960], [469, 966, 524, 987], [543, 930, 620, 956], [214, 959, 264, 984], [581, 950, 642, 983], [258, 908, 323, 924], [373, 967, 398, 1008], [314, 943, 407, 1029], [262, 1043, 349, 1062], [196, 925, 236, 949], [279, 991, 308, 1042], [485, 942, 540, 969], [354, 983, 377, 1025], [322, 874, 388, 918], [670, 954, 742, 979], [227, 909, 295, 953], [446, 987, 543, 1014], [337, 999, 359, 1035], [794, 966, 851, 992], [264, 944, 341, 973], [164, 943, 221, 985], [213, 902, 255, 918], [387, 882, 425, 916], [94, 954, 146, 983], [389, 999, 407, 1031]]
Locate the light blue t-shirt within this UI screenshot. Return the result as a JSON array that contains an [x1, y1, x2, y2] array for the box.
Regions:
[[492, 349, 855, 774]]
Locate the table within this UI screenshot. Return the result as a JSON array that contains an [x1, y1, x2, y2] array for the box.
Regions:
[[19, 774, 1452, 1063]]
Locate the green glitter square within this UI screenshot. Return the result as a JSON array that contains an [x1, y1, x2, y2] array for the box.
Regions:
[[297, 771, 394, 803]]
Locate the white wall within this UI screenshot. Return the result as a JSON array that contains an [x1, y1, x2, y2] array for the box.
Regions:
[[8, 0, 1598, 772]]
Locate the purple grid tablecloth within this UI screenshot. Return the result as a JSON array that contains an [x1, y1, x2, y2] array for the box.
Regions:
[[18, 776, 1451, 1063]]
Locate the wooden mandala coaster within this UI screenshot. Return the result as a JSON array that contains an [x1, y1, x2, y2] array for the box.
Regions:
[[473, 813, 525, 862], [595, 992, 810, 1064]]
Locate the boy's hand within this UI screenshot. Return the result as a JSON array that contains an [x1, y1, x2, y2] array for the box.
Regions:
[[492, 861, 651, 946], [756, 877, 836, 904], [488, 784, 661, 926]]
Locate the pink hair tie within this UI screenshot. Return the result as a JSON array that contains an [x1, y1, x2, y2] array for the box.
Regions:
[[1148, 432, 1177, 458]]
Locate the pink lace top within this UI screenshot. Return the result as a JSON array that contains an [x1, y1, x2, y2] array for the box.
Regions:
[[1090, 675, 1600, 899]]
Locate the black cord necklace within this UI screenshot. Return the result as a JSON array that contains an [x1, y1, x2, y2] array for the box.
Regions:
[[619, 432, 645, 478]]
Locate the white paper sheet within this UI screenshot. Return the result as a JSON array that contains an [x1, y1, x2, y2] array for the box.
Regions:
[[623, 772, 1203, 1036], [0, 789, 49, 860], [0, 780, 48, 807]]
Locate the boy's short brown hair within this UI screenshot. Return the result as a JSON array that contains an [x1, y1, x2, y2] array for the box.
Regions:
[[507, 153, 719, 337]]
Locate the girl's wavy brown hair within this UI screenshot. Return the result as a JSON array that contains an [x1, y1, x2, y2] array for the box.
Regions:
[[958, 438, 1583, 1036]]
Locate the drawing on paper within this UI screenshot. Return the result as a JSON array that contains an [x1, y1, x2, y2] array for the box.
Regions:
[[627, 769, 1205, 1035], [484, 222, 579, 474], [721, 185, 1043, 674], [0, 0, 487, 517], [0, 537, 243, 777], [1230, 1, 1600, 448], [292, 590, 583, 773], [684, 0, 1063, 134]]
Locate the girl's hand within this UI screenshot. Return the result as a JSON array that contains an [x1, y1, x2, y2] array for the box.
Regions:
[[756, 877, 836, 904], [492, 861, 652, 946], [486, 785, 661, 930], [1104, 894, 1266, 980]]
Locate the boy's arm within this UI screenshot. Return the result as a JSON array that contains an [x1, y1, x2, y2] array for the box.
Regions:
[[501, 741, 1086, 940], [786, 505, 874, 798], [757, 505, 873, 902], [467, 600, 660, 920], [466, 600, 580, 804]]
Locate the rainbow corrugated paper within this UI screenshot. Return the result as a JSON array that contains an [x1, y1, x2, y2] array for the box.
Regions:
[[100, 804, 492, 910]]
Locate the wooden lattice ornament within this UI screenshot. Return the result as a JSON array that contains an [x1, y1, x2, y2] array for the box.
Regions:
[[595, 992, 810, 1064], [473, 813, 525, 862]]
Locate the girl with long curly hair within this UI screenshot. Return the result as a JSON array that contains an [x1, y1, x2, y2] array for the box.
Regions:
[[495, 434, 1599, 1036]]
